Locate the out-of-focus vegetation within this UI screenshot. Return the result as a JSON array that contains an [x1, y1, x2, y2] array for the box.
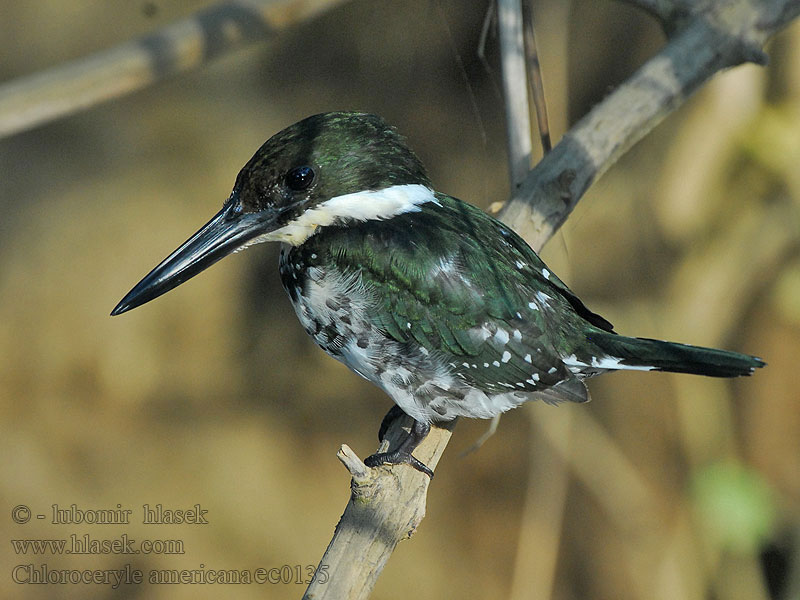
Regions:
[[0, 1, 797, 599]]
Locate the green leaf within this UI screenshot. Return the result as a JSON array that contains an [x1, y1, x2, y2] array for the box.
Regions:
[[690, 461, 776, 554]]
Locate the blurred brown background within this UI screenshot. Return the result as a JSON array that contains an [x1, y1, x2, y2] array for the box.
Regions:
[[1, 1, 798, 599]]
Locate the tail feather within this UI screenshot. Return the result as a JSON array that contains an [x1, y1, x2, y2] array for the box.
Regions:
[[590, 332, 765, 378]]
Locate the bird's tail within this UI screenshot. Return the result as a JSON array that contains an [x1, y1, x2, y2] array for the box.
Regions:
[[589, 331, 765, 378]]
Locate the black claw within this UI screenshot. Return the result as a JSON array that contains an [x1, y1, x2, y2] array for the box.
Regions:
[[366, 417, 434, 478], [365, 450, 434, 478]]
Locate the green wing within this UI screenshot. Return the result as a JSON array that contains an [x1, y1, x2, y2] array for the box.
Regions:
[[313, 194, 605, 402]]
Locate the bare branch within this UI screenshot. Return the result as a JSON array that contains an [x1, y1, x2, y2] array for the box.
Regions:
[[522, 0, 552, 153], [497, 0, 800, 252], [498, 0, 534, 189], [617, 0, 690, 26], [0, 0, 347, 139], [302, 417, 456, 600]]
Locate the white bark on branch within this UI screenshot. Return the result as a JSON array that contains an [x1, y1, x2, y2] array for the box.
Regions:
[[304, 1, 800, 598], [0, 0, 346, 139]]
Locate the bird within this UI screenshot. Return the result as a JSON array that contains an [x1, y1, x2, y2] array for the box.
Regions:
[[111, 112, 765, 477]]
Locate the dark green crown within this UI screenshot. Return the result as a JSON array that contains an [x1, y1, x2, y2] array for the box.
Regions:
[[233, 112, 432, 225]]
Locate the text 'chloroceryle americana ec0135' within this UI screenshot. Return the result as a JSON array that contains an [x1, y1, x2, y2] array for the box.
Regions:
[[112, 112, 765, 478]]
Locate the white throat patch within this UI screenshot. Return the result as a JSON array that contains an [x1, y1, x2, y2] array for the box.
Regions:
[[257, 183, 438, 246]]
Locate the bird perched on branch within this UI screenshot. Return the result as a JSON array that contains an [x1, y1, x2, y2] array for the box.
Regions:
[[112, 112, 764, 477]]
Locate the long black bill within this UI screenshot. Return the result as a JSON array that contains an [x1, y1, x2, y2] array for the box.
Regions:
[[111, 203, 272, 316]]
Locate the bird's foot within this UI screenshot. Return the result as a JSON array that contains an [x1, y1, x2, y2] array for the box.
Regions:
[[364, 449, 434, 478], [366, 411, 434, 478]]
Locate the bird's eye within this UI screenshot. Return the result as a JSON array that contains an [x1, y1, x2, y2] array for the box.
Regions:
[[286, 166, 315, 191]]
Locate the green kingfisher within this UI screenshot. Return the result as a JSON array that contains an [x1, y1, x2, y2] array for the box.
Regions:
[[111, 112, 764, 477]]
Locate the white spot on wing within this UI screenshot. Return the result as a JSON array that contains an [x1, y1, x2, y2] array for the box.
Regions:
[[562, 354, 587, 367], [475, 326, 492, 341], [562, 353, 655, 371], [494, 329, 510, 345], [501, 351, 511, 363], [430, 255, 459, 278], [535, 291, 552, 307]]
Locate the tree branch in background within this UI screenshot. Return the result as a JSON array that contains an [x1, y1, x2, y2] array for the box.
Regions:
[[618, 0, 689, 28], [522, 0, 552, 153], [497, 0, 534, 189], [496, 0, 800, 250], [0, 0, 346, 139]]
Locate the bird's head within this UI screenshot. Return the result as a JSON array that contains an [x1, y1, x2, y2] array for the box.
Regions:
[[111, 112, 432, 315]]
